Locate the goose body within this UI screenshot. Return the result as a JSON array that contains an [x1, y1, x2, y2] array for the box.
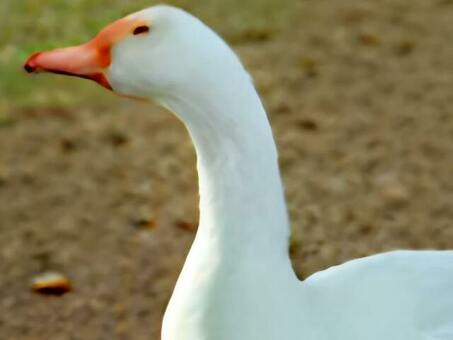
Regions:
[[25, 5, 453, 340]]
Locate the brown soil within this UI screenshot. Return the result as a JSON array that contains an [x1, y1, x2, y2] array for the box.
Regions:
[[1, 1, 453, 339]]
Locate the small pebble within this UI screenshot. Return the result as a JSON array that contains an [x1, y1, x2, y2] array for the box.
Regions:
[[31, 272, 72, 296], [60, 138, 77, 153], [297, 118, 319, 131], [375, 174, 410, 205], [107, 130, 129, 147], [300, 57, 319, 77], [358, 33, 381, 46], [395, 40, 415, 56], [175, 220, 198, 232], [133, 217, 157, 230]]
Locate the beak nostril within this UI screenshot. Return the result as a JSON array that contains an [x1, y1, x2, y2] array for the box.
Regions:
[[24, 63, 36, 73]]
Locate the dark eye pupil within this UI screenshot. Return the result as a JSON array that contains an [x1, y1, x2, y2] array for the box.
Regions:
[[133, 25, 150, 35]]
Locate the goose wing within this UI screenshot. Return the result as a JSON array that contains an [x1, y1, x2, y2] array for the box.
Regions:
[[302, 250, 453, 340]]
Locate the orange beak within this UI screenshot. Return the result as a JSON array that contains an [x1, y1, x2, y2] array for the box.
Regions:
[[24, 46, 112, 90], [24, 16, 147, 91]]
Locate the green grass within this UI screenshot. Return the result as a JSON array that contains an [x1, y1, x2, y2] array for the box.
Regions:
[[0, 0, 294, 111]]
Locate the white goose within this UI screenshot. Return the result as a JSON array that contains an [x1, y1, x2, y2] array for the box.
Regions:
[[25, 5, 453, 340]]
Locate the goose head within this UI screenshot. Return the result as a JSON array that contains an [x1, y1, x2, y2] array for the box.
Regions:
[[24, 5, 247, 105]]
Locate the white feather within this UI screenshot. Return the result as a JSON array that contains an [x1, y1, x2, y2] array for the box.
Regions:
[[105, 5, 453, 340]]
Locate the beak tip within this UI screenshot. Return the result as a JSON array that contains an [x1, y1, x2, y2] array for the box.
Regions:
[[24, 63, 36, 73], [24, 52, 42, 73]]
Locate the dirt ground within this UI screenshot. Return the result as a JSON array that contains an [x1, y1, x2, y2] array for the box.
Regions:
[[1, 1, 453, 339]]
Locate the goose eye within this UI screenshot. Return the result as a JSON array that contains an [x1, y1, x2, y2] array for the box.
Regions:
[[133, 25, 150, 35]]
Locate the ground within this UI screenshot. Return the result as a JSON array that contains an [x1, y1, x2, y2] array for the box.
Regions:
[[1, 0, 453, 339]]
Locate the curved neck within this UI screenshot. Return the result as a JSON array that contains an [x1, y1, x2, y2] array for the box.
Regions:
[[159, 77, 291, 264]]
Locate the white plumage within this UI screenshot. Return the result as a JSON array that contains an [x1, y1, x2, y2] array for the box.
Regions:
[[26, 5, 453, 340]]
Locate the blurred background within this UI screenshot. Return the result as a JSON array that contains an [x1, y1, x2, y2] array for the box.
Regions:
[[1, 0, 453, 339]]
